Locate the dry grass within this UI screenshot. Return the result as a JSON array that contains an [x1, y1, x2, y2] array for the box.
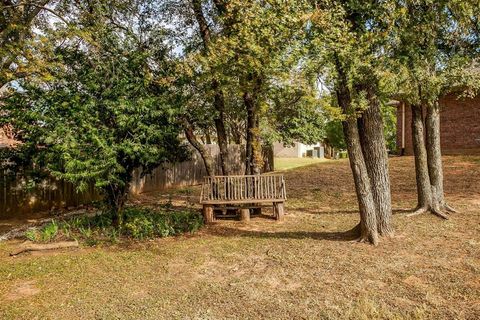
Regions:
[[0, 156, 479, 319]]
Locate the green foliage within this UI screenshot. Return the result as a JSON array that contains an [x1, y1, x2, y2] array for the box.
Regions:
[[123, 207, 204, 239], [24, 220, 59, 243], [24, 229, 38, 242], [40, 220, 59, 242], [324, 120, 346, 151], [23, 207, 203, 244], [382, 106, 397, 152], [4, 1, 188, 218]]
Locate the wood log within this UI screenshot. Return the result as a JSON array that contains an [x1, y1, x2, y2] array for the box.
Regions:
[[10, 240, 79, 256]]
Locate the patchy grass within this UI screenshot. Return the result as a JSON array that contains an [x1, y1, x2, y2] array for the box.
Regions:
[[0, 156, 479, 319], [275, 157, 330, 171]]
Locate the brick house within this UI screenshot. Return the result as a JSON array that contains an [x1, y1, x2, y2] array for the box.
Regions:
[[396, 93, 480, 155]]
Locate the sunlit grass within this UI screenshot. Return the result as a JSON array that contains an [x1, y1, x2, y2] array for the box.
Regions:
[[274, 157, 330, 171]]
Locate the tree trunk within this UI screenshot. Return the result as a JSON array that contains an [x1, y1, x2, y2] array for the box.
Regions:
[[342, 117, 379, 245], [213, 83, 230, 175], [184, 125, 215, 177], [411, 103, 433, 211], [334, 71, 378, 244], [191, 0, 230, 175], [243, 91, 262, 175], [409, 102, 450, 219], [105, 180, 131, 228], [425, 101, 455, 215], [358, 90, 394, 237]]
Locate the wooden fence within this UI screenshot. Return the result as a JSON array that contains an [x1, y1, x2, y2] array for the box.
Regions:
[[0, 144, 274, 218]]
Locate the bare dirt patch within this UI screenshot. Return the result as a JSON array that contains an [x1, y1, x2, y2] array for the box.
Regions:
[[3, 281, 40, 301]]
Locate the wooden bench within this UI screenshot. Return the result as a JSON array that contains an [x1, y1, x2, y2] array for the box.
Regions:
[[200, 174, 287, 223]]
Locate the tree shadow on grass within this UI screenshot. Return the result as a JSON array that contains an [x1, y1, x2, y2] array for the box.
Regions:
[[288, 207, 413, 216], [206, 224, 360, 242]]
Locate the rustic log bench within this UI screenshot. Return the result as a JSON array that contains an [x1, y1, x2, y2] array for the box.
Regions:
[[200, 175, 286, 223]]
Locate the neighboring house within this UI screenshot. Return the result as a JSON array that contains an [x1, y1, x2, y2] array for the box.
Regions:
[[396, 93, 480, 155], [273, 141, 325, 158]]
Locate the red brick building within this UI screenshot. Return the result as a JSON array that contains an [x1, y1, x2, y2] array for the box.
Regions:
[[396, 94, 480, 155]]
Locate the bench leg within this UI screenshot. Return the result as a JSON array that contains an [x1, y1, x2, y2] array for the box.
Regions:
[[240, 208, 250, 222], [274, 202, 285, 221], [203, 205, 215, 224]]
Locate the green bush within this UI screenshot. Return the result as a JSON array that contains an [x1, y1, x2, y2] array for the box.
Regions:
[[23, 207, 203, 243], [122, 207, 203, 240]]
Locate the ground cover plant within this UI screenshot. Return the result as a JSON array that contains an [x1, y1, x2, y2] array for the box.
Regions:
[[0, 156, 478, 319], [21, 206, 203, 246]]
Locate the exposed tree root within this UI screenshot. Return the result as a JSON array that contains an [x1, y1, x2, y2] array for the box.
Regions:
[[407, 206, 449, 219], [407, 207, 429, 217], [431, 208, 449, 220], [442, 203, 457, 213]]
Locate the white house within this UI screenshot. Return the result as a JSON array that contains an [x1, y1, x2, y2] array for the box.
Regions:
[[273, 141, 324, 158]]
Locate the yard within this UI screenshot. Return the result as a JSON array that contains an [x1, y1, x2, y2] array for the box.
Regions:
[[0, 156, 479, 319]]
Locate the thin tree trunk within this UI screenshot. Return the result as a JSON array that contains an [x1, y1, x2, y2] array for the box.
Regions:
[[243, 90, 262, 175], [411, 103, 433, 211], [106, 180, 130, 228], [244, 91, 255, 175], [425, 101, 455, 214], [408, 102, 449, 219], [191, 0, 230, 176], [213, 83, 230, 175], [184, 125, 215, 177], [358, 90, 394, 237]]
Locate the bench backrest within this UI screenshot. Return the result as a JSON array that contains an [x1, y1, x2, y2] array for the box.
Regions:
[[200, 175, 286, 204]]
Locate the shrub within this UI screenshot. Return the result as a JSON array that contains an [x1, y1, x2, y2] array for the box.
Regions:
[[23, 207, 203, 243]]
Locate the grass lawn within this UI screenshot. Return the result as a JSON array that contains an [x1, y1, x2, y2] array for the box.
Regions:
[[274, 157, 329, 171], [0, 156, 479, 319]]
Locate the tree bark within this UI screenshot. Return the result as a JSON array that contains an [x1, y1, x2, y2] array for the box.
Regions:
[[183, 124, 215, 177], [425, 101, 455, 214], [411, 103, 433, 211], [334, 64, 379, 244], [342, 116, 379, 245], [409, 102, 450, 219], [243, 90, 262, 175], [358, 90, 394, 237], [213, 83, 230, 175]]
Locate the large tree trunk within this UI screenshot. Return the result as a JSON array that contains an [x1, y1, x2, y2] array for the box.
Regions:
[[184, 125, 215, 177], [425, 101, 455, 215], [334, 69, 379, 244], [342, 117, 379, 245], [358, 90, 394, 237]]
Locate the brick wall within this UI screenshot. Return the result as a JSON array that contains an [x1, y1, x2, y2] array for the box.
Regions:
[[396, 94, 480, 155]]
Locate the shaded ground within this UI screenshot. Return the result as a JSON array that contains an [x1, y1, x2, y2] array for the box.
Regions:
[[0, 156, 479, 319]]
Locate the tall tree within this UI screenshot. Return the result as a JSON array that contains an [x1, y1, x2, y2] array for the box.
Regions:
[[4, 0, 187, 225], [309, 1, 395, 243], [388, 0, 480, 218]]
